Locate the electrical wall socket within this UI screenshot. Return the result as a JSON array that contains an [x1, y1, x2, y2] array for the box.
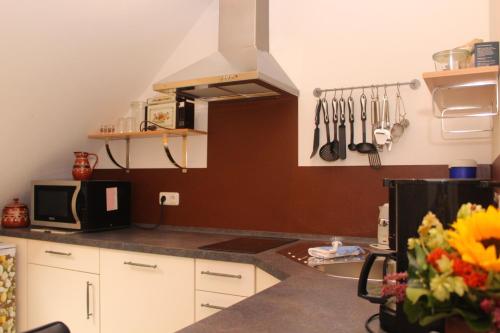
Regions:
[[159, 192, 179, 206]]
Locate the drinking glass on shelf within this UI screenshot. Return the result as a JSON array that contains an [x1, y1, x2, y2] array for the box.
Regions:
[[125, 117, 136, 132], [116, 117, 126, 133]]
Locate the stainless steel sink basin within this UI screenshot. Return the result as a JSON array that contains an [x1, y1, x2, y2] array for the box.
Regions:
[[314, 258, 393, 281]]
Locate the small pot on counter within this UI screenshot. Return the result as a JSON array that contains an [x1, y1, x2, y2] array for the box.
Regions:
[[2, 198, 30, 228]]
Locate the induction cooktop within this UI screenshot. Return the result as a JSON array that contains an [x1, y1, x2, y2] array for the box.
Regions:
[[199, 237, 298, 254]]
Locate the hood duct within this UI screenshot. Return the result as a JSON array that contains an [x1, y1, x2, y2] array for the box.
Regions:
[[153, 0, 299, 102]]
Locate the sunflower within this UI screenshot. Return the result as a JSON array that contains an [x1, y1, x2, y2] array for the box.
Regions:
[[447, 205, 500, 272]]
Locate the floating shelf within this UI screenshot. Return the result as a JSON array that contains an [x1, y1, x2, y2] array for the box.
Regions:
[[88, 129, 207, 140], [88, 129, 207, 173], [423, 65, 499, 92]]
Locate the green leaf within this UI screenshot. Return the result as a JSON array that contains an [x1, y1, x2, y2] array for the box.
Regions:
[[419, 312, 452, 326], [415, 244, 428, 270], [406, 287, 430, 304], [403, 299, 425, 324]]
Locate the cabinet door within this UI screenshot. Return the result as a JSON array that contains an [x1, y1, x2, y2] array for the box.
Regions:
[[0, 236, 28, 332], [27, 264, 99, 333], [195, 291, 245, 322], [100, 249, 195, 333]]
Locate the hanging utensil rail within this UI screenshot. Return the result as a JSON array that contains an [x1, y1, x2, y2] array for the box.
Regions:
[[313, 79, 421, 97]]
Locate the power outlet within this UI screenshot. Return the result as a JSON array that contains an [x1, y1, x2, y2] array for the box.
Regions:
[[159, 192, 180, 206]]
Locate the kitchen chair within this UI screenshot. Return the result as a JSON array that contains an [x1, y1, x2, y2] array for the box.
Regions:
[[23, 322, 70, 333]]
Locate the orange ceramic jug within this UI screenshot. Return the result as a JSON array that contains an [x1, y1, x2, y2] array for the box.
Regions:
[[72, 152, 98, 180]]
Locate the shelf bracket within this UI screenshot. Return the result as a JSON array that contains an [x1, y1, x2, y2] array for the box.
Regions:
[[162, 134, 188, 173], [105, 138, 130, 172]]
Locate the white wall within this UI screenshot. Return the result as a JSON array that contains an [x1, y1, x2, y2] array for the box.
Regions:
[[96, 0, 493, 170], [283, 0, 491, 166], [490, 0, 500, 160], [0, 0, 212, 206], [93, 0, 219, 169]]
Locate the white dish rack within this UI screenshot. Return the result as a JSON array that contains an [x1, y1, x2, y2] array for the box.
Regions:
[[423, 65, 499, 139]]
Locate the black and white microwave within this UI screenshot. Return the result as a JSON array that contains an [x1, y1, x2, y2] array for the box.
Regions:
[[31, 180, 131, 231]]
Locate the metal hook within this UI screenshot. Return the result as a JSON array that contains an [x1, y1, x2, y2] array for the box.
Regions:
[[340, 89, 344, 98], [396, 82, 401, 97], [383, 84, 388, 97], [370, 85, 376, 98], [333, 89, 337, 99], [349, 88, 353, 97]]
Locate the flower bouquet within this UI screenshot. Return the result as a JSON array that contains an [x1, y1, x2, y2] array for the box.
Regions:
[[394, 203, 500, 332]]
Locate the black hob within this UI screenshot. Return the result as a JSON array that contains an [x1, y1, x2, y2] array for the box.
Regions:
[[199, 236, 297, 254]]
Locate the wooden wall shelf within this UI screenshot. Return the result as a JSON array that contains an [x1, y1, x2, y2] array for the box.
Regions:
[[88, 129, 207, 173], [423, 65, 499, 92], [88, 129, 207, 140]]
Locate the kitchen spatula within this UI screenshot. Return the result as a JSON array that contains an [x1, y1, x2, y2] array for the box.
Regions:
[[310, 99, 321, 158], [338, 97, 347, 160]]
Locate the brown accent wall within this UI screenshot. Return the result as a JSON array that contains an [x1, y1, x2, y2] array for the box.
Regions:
[[94, 96, 448, 237]]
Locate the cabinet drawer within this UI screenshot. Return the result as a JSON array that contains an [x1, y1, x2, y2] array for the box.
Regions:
[[195, 290, 245, 322], [196, 259, 255, 296], [28, 240, 99, 274], [100, 248, 195, 333]]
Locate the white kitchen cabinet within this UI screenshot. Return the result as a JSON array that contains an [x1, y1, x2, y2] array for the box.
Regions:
[[195, 290, 245, 321], [196, 259, 255, 297], [100, 248, 195, 333], [27, 240, 100, 274], [256, 267, 280, 293], [27, 263, 99, 333], [0, 236, 28, 332]]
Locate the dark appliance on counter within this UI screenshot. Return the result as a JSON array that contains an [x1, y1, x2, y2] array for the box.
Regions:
[[358, 179, 498, 333], [31, 180, 131, 232]]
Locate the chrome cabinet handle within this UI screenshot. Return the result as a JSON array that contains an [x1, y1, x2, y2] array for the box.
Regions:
[[123, 261, 158, 269], [200, 271, 242, 279], [86, 281, 93, 319], [45, 250, 72, 256], [201, 303, 226, 311]]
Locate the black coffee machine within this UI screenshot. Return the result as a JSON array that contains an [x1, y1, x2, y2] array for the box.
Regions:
[[358, 179, 498, 333]]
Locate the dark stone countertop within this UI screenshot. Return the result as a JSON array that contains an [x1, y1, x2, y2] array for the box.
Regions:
[[0, 226, 379, 333]]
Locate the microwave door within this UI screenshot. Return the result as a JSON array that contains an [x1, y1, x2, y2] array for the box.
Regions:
[[32, 182, 82, 230]]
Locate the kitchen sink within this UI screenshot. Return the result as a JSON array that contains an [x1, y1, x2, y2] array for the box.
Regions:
[[277, 241, 394, 281]]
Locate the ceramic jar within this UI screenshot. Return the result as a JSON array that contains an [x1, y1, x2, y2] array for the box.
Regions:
[[2, 198, 30, 228], [72, 152, 98, 180]]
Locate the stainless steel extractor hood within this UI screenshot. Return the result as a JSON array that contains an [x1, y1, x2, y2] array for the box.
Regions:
[[153, 0, 299, 102]]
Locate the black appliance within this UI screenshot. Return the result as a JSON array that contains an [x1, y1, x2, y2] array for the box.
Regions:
[[31, 180, 131, 231], [199, 237, 297, 254], [358, 179, 498, 333]]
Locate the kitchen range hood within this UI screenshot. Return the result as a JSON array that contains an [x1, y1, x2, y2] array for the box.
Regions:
[[153, 0, 299, 102]]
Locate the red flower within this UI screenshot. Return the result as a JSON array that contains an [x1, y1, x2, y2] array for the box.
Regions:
[[453, 258, 488, 288], [426, 248, 450, 270], [381, 284, 408, 303], [481, 299, 495, 313]]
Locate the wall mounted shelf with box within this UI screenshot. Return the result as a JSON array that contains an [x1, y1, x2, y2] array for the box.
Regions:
[[422, 65, 499, 138], [88, 129, 207, 173]]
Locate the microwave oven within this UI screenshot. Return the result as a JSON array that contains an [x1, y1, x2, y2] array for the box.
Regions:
[[31, 180, 131, 231]]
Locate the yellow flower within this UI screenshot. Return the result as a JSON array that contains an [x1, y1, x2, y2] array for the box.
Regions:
[[416, 212, 447, 250], [418, 213, 443, 237], [447, 205, 500, 272]]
